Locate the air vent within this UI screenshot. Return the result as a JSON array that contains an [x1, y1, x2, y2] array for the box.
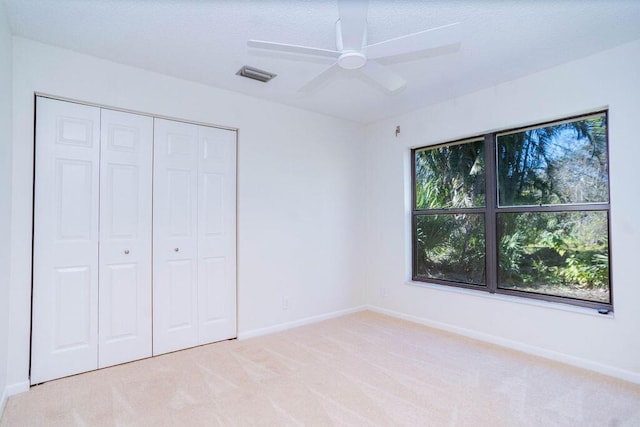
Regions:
[[236, 66, 277, 83]]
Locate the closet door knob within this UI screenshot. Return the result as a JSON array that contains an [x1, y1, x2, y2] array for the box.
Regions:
[[124, 249, 130, 255], [174, 247, 180, 252]]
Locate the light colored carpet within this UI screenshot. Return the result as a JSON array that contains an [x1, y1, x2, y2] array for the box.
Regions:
[[2, 311, 640, 426]]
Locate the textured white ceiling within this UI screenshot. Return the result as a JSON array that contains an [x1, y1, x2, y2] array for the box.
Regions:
[[4, 0, 640, 123]]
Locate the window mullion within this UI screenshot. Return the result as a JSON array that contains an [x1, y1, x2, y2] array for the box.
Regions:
[[411, 148, 418, 281], [484, 134, 498, 293]]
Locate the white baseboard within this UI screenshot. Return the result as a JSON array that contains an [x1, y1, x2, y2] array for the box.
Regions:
[[0, 386, 6, 419], [5, 380, 29, 397], [1, 380, 29, 418], [366, 305, 640, 385], [238, 305, 368, 340]]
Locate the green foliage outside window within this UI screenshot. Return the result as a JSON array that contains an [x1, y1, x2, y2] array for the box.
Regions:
[[415, 214, 485, 285], [497, 211, 609, 303], [415, 140, 485, 209], [497, 115, 608, 206]]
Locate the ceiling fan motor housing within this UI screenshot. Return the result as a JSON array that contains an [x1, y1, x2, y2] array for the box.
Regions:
[[338, 51, 367, 69]]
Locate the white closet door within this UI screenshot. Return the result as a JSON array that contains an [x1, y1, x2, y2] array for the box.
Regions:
[[153, 118, 199, 355], [98, 109, 153, 368], [197, 125, 237, 344], [32, 97, 100, 384]]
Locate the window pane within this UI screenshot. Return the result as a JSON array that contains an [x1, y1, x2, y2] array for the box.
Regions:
[[497, 114, 608, 207], [415, 140, 485, 209], [497, 211, 610, 303], [415, 214, 485, 285]]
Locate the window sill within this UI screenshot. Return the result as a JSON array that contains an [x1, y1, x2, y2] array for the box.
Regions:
[[405, 280, 615, 318]]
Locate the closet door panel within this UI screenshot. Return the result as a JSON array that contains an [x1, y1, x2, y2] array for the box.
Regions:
[[197, 125, 237, 344], [153, 118, 199, 355], [98, 109, 153, 368], [32, 97, 100, 384]]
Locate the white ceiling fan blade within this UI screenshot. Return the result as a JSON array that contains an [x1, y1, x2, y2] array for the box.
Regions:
[[366, 22, 461, 59], [299, 63, 342, 93], [248, 40, 340, 58], [337, 0, 368, 50], [360, 61, 406, 94]]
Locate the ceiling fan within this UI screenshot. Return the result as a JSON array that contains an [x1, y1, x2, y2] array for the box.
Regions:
[[247, 0, 461, 94]]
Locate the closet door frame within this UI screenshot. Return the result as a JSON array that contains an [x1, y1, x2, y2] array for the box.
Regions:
[[30, 94, 238, 382]]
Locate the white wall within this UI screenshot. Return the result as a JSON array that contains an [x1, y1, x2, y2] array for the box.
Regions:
[[0, 0, 12, 413], [364, 39, 640, 382], [7, 37, 366, 392]]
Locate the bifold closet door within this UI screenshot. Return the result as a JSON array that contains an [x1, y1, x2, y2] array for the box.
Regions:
[[33, 98, 234, 380], [197, 125, 237, 344], [153, 118, 237, 356], [32, 98, 153, 383], [32, 98, 101, 384], [153, 119, 199, 355], [98, 109, 153, 368]]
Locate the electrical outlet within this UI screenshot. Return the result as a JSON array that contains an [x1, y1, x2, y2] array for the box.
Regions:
[[381, 288, 388, 298], [282, 296, 290, 310]]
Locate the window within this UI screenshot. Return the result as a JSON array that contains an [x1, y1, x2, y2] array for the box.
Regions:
[[412, 112, 611, 310]]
